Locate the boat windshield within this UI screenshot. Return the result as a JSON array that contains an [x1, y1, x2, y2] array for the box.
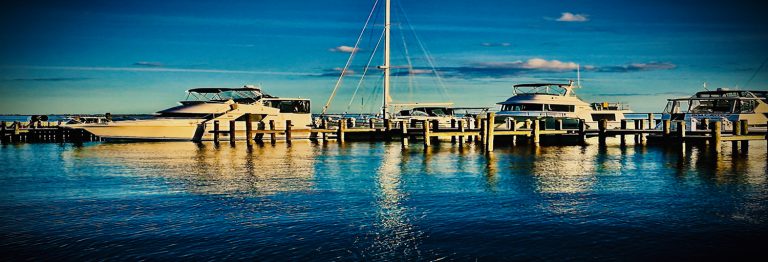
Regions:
[[513, 83, 573, 96], [665, 98, 758, 114], [185, 88, 267, 103]]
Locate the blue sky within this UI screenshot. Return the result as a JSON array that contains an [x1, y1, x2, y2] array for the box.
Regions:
[[1, 0, 766, 114]]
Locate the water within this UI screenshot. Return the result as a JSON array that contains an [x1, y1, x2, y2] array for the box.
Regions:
[[1, 140, 766, 260]]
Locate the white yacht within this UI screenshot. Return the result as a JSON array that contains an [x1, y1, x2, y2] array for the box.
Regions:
[[392, 103, 489, 127], [661, 88, 768, 131], [496, 81, 632, 129], [70, 86, 312, 141]]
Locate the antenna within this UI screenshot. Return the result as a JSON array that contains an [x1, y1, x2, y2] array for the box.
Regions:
[[702, 81, 709, 91], [576, 64, 582, 88]]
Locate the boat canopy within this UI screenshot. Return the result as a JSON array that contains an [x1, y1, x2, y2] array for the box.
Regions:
[[512, 82, 576, 97], [184, 86, 272, 103]]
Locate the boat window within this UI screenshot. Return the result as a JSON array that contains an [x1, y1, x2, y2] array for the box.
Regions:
[[397, 110, 411, 116], [689, 99, 734, 113], [662, 101, 674, 114], [548, 104, 575, 112], [266, 100, 311, 113], [737, 100, 757, 113], [503, 103, 543, 111]]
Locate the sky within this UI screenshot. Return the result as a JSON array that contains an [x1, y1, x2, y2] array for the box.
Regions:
[[1, 0, 766, 114]]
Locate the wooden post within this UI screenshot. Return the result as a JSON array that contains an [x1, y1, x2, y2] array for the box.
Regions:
[[450, 119, 457, 143], [285, 120, 292, 141], [662, 120, 671, 137], [524, 119, 532, 129], [739, 120, 749, 150], [229, 120, 236, 144], [647, 113, 654, 129], [337, 119, 345, 143], [245, 115, 253, 147], [458, 119, 465, 146], [635, 119, 644, 144], [401, 120, 409, 147], [480, 118, 487, 145], [368, 118, 375, 129], [532, 118, 540, 145], [711, 121, 721, 151], [598, 119, 607, 144], [384, 119, 391, 131], [474, 115, 482, 142], [620, 119, 628, 144], [702, 118, 710, 131], [578, 119, 586, 143], [321, 118, 328, 141], [256, 122, 266, 141], [730, 119, 741, 150], [486, 112, 495, 152], [269, 120, 276, 143], [423, 120, 431, 146], [213, 120, 220, 143], [677, 121, 686, 140], [555, 119, 563, 131]]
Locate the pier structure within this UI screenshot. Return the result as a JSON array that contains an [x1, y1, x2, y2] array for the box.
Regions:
[[3, 114, 766, 154], [201, 113, 766, 152], [0, 120, 100, 144]]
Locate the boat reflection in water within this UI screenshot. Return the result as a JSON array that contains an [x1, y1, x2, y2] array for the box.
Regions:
[[61, 141, 318, 196], [17, 139, 763, 260]]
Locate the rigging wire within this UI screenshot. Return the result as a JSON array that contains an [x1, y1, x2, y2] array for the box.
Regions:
[[397, 17, 417, 103], [346, 30, 386, 112], [397, 3, 452, 103], [743, 56, 768, 88], [321, 0, 381, 115]]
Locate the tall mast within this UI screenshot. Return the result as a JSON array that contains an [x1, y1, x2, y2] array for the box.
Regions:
[[381, 0, 391, 119]]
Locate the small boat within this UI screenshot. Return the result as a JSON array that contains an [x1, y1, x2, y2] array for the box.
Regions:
[[495, 81, 632, 129], [69, 85, 312, 141], [392, 103, 489, 126], [661, 88, 768, 131]]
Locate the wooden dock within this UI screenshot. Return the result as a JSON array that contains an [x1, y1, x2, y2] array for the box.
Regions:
[[0, 121, 100, 144], [204, 113, 766, 153], [3, 114, 766, 154]]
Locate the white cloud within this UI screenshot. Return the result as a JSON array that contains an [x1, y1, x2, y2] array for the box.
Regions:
[[477, 58, 581, 71], [408, 69, 433, 75], [556, 12, 589, 22], [328, 45, 359, 53]]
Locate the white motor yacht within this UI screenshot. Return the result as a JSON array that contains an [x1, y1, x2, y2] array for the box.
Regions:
[[70, 86, 312, 141], [496, 81, 632, 129], [661, 88, 768, 131]]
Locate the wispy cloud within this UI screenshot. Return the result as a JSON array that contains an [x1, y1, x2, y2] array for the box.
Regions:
[[328, 45, 359, 53], [319, 67, 355, 77], [133, 61, 163, 67], [595, 91, 691, 97], [6, 65, 314, 76], [556, 12, 589, 22], [8, 77, 93, 82], [391, 69, 434, 76], [480, 42, 511, 47], [595, 62, 676, 73], [477, 58, 581, 71]]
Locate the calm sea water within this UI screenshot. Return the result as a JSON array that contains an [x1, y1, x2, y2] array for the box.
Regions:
[[1, 139, 766, 260]]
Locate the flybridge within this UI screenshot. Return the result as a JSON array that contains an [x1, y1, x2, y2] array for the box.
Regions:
[[512, 82, 576, 97], [184, 86, 272, 102]]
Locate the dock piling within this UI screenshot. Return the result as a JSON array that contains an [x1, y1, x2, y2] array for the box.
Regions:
[[269, 120, 276, 143], [213, 120, 220, 144], [245, 115, 253, 147], [486, 112, 495, 152], [710, 121, 722, 151], [286, 120, 292, 141], [229, 120, 236, 144]]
